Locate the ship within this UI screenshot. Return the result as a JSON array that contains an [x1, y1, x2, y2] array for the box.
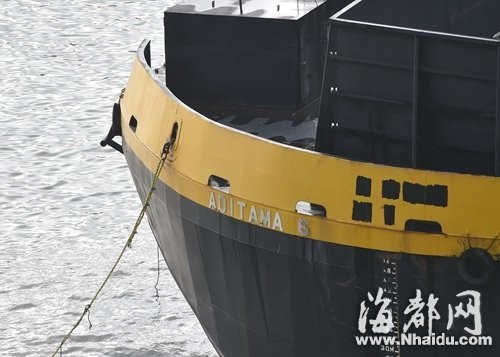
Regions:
[[101, 0, 500, 356]]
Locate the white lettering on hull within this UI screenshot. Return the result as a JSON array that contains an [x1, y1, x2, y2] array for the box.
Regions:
[[209, 192, 217, 210], [272, 212, 283, 231], [259, 209, 271, 228], [208, 190, 284, 232], [249, 206, 258, 224], [237, 201, 246, 219], [217, 194, 226, 213]]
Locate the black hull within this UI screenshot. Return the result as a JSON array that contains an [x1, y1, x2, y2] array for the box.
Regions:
[[124, 141, 500, 357]]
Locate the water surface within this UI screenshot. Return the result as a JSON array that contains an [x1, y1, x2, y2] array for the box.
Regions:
[[0, 1, 217, 355]]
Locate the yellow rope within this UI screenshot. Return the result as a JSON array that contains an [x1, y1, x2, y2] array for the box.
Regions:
[[50, 140, 173, 357]]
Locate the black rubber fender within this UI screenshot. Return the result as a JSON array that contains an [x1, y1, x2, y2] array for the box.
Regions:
[[458, 248, 495, 285]]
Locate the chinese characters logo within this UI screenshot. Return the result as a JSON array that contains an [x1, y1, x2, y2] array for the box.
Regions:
[[358, 288, 482, 336]]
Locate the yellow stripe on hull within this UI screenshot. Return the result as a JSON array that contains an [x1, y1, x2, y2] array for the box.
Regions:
[[119, 49, 500, 259]]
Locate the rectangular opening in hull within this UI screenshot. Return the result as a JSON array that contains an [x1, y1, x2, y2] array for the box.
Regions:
[[296, 201, 327, 217], [208, 175, 230, 193]]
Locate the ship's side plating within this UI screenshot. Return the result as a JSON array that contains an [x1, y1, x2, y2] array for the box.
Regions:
[[317, 0, 500, 177], [118, 38, 500, 356]]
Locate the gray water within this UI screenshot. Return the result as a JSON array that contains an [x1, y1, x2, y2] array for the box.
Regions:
[[0, 1, 217, 356]]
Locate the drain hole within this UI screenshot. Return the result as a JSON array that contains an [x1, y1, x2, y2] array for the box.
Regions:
[[404, 219, 442, 233], [208, 175, 230, 193], [129, 116, 138, 133], [170, 122, 179, 142], [295, 201, 326, 217]]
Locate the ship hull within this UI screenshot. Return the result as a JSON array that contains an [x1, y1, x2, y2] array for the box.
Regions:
[[109, 39, 500, 357], [124, 139, 500, 357]]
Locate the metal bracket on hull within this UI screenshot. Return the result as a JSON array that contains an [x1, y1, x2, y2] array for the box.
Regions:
[[100, 102, 123, 154]]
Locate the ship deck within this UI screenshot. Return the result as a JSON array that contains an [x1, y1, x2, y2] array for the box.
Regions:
[[156, 67, 319, 150]]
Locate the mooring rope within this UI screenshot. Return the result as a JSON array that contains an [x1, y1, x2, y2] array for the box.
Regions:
[[154, 244, 161, 300], [50, 139, 174, 357]]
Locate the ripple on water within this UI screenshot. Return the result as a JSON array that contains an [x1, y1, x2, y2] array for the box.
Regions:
[[68, 294, 89, 302], [2, 0, 217, 356], [9, 303, 37, 311], [18, 283, 44, 290]]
